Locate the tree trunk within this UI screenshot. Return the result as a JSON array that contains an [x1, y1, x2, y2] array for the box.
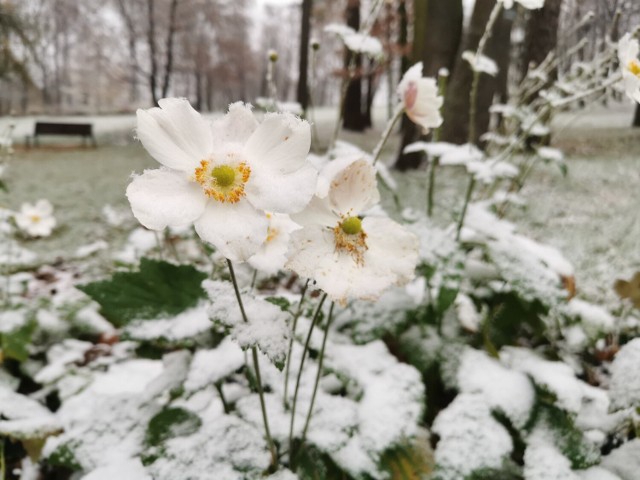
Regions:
[[296, 0, 312, 114], [633, 103, 640, 128], [441, 0, 512, 145], [395, 0, 464, 170], [161, 0, 180, 99], [146, 0, 159, 106], [523, 0, 562, 73], [343, 0, 366, 132]]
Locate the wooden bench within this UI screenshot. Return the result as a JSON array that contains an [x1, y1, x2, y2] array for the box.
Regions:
[[27, 122, 97, 148]]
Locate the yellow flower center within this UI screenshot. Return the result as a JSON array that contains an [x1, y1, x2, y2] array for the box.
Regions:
[[30, 215, 41, 223], [212, 165, 235, 187], [194, 158, 251, 203], [334, 216, 367, 265], [629, 60, 640, 78], [341, 216, 362, 235]]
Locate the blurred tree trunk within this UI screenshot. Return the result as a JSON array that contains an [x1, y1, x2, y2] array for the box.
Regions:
[[343, 0, 367, 131], [523, 0, 562, 75], [633, 104, 640, 127], [296, 0, 312, 113], [441, 0, 512, 145], [395, 0, 464, 170], [160, 0, 179, 98]]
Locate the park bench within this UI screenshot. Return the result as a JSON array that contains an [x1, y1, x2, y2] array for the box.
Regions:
[[27, 122, 97, 148]]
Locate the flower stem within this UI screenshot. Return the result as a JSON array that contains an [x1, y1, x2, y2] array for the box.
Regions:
[[426, 156, 439, 217], [329, 59, 356, 151], [456, 176, 476, 241], [468, 2, 502, 145], [226, 259, 278, 470], [0, 438, 4, 480], [284, 279, 310, 410], [300, 301, 335, 445], [288, 292, 328, 467], [372, 104, 404, 166]]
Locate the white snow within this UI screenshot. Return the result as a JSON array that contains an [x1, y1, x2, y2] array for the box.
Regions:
[[184, 338, 245, 392], [609, 338, 640, 409]]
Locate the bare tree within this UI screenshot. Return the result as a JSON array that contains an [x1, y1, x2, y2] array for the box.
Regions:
[[297, 0, 313, 113]]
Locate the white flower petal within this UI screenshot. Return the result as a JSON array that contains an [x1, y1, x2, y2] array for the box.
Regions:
[[211, 102, 259, 148], [244, 112, 311, 174], [194, 200, 268, 262], [290, 195, 339, 228], [136, 98, 212, 172], [245, 163, 317, 214], [126, 168, 207, 231], [328, 159, 380, 216], [248, 213, 301, 274]]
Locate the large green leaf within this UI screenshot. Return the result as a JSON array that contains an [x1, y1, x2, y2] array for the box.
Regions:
[[145, 407, 202, 447], [78, 258, 207, 327], [1, 319, 35, 362]]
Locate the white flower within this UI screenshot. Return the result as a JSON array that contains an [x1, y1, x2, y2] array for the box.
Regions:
[[397, 63, 443, 133], [618, 33, 640, 103], [499, 0, 544, 9], [126, 98, 317, 262], [324, 24, 383, 58], [248, 213, 301, 275], [286, 159, 419, 304], [14, 199, 56, 237], [462, 51, 499, 76]]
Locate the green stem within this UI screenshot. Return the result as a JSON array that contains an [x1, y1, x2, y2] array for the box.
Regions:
[[226, 259, 278, 470], [0, 438, 4, 480], [288, 292, 328, 467], [456, 176, 476, 241], [372, 104, 404, 166], [283, 279, 310, 410], [468, 2, 502, 145], [300, 301, 335, 445], [426, 156, 439, 217]]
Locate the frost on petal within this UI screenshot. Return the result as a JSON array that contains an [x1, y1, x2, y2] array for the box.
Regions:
[[245, 163, 317, 214], [204, 280, 290, 369], [136, 98, 212, 172], [194, 200, 268, 262], [211, 102, 258, 148], [244, 112, 311, 174], [126, 168, 207, 231], [462, 51, 499, 76], [248, 213, 301, 275], [328, 159, 380, 216]]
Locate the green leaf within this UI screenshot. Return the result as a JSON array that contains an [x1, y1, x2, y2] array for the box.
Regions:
[[265, 296, 291, 312], [0, 178, 7, 192], [436, 286, 458, 316], [78, 258, 207, 327], [1, 319, 35, 362], [46, 443, 82, 471], [145, 407, 202, 447]]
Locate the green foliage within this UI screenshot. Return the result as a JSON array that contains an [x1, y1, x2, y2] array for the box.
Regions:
[[483, 292, 547, 350], [46, 443, 81, 471], [294, 443, 355, 480], [465, 464, 523, 480], [145, 407, 202, 447], [265, 296, 291, 312], [378, 438, 435, 480], [78, 259, 207, 327], [0, 178, 7, 192], [1, 318, 36, 362]]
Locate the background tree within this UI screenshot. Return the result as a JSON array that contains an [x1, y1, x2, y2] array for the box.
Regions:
[[297, 0, 313, 114]]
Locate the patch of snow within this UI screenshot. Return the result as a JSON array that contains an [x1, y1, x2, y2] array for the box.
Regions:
[[609, 338, 640, 409]]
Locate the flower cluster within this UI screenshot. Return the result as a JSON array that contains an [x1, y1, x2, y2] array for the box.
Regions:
[[128, 98, 420, 304], [618, 33, 640, 104]]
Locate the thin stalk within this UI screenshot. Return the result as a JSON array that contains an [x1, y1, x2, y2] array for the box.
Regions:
[[300, 301, 335, 445], [468, 2, 502, 145], [427, 70, 449, 217], [283, 279, 310, 410], [153, 231, 164, 260], [288, 292, 328, 466], [0, 438, 4, 480], [329, 58, 356, 152], [372, 104, 404, 166], [456, 176, 476, 241], [226, 259, 278, 470]]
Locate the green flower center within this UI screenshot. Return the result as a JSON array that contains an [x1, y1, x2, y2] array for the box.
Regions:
[[212, 165, 236, 187], [341, 216, 362, 235]]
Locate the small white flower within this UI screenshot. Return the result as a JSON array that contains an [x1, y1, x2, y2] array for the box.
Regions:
[[618, 33, 640, 103], [14, 199, 56, 238], [499, 0, 544, 9], [324, 24, 383, 58], [462, 51, 499, 76], [248, 213, 301, 275], [287, 159, 419, 304], [126, 98, 317, 262], [397, 63, 443, 133]]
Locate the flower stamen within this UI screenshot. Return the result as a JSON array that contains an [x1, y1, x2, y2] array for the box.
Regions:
[[334, 216, 367, 265], [629, 60, 640, 78], [194, 159, 251, 203]]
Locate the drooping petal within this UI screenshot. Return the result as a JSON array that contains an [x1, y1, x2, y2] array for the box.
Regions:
[[244, 112, 311, 174], [211, 102, 259, 149], [126, 168, 207, 230], [248, 213, 301, 275], [328, 159, 380, 216], [245, 162, 317, 214], [194, 200, 268, 262], [136, 98, 212, 172]]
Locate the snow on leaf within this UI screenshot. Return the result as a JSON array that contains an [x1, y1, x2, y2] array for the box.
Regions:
[[609, 338, 640, 409], [204, 280, 290, 370], [184, 337, 245, 392], [78, 258, 207, 327]]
